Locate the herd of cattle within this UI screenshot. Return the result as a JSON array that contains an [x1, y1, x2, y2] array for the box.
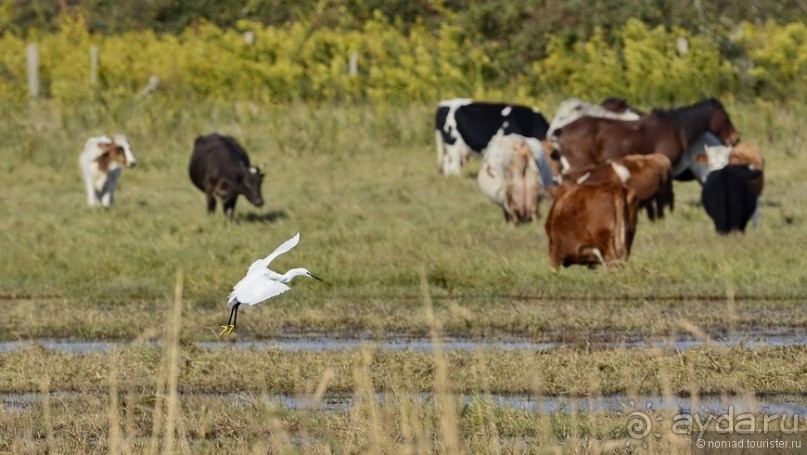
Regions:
[[435, 97, 766, 269], [77, 96, 765, 270]]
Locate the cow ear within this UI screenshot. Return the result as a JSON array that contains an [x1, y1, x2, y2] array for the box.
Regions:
[[695, 154, 708, 165]]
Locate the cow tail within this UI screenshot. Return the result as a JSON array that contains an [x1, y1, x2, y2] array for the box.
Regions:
[[518, 149, 530, 220], [613, 189, 628, 262]]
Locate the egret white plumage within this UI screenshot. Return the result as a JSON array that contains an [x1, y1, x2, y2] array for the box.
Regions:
[[219, 232, 322, 337]]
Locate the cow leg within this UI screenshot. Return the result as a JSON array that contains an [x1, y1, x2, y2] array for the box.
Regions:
[[548, 240, 561, 271], [205, 190, 217, 214], [662, 177, 675, 213], [503, 206, 519, 225], [751, 205, 761, 227], [592, 248, 605, 268], [655, 194, 665, 220], [101, 182, 114, 208], [102, 170, 121, 208], [84, 176, 100, 207], [643, 202, 656, 222], [223, 198, 237, 221], [442, 142, 466, 175], [100, 182, 112, 208], [435, 130, 446, 174]]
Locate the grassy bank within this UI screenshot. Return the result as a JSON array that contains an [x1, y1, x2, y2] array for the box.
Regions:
[[2, 344, 806, 396], [2, 296, 806, 341]]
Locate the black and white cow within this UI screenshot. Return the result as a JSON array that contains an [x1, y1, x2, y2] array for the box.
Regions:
[[434, 99, 550, 175], [189, 133, 265, 221], [701, 164, 762, 234]]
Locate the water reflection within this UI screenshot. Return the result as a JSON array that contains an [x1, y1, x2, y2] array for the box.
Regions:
[[3, 390, 805, 415], [0, 330, 804, 354]]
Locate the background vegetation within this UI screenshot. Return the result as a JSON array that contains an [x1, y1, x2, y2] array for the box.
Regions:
[[0, 2, 805, 105]]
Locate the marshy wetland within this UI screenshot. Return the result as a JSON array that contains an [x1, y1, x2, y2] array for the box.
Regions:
[[1, 99, 806, 453]]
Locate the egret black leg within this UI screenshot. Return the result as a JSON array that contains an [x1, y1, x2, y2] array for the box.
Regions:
[[232, 303, 240, 330], [226, 302, 241, 336], [227, 305, 237, 326], [219, 302, 242, 338]]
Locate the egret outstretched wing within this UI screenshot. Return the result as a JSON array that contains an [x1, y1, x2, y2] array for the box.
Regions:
[[246, 232, 301, 275], [229, 272, 291, 306]]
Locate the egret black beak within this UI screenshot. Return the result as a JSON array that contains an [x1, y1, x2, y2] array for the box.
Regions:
[[309, 273, 324, 282]]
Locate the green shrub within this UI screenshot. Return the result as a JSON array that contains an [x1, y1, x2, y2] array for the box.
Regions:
[[0, 15, 804, 105]]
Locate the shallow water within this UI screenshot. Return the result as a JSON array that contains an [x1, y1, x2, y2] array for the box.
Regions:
[[3, 390, 805, 415], [0, 329, 804, 354]]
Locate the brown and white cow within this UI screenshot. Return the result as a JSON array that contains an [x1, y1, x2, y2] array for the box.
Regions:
[[557, 154, 673, 221], [79, 134, 138, 207], [545, 179, 639, 270], [477, 135, 546, 225]]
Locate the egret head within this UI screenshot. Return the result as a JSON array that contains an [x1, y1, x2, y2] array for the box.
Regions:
[[284, 267, 323, 283]]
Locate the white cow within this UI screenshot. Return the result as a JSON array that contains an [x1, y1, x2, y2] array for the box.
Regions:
[[477, 135, 550, 225], [79, 134, 137, 207], [546, 97, 641, 141]]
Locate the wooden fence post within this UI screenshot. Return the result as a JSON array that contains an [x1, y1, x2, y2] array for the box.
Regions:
[[90, 45, 99, 85], [26, 43, 39, 98], [349, 51, 358, 77]]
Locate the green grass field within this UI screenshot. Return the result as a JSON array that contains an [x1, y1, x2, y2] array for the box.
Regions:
[[1, 97, 806, 453]]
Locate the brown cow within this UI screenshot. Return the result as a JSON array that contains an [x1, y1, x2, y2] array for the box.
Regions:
[[558, 154, 673, 221], [545, 180, 639, 270]]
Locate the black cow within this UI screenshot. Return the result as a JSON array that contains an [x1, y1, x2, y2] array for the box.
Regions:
[[189, 133, 265, 221], [701, 165, 762, 234], [435, 99, 550, 175]]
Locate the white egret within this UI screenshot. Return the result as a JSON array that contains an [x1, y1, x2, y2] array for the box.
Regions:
[[219, 232, 322, 337]]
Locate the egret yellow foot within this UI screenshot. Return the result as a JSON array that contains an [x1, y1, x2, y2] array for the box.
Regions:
[[218, 324, 235, 338]]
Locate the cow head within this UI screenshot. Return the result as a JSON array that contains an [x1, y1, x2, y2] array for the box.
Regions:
[[239, 164, 265, 207], [112, 134, 137, 168], [702, 144, 732, 172], [95, 142, 130, 172], [541, 139, 567, 181]]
